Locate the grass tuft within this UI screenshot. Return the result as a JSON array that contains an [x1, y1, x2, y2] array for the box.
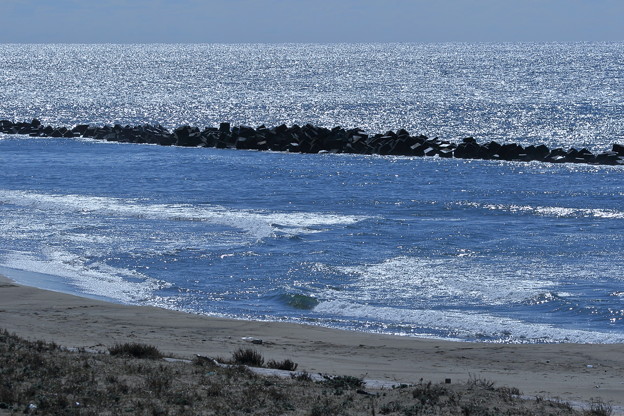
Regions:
[[321, 374, 364, 391], [467, 373, 496, 391], [231, 348, 265, 367], [109, 342, 163, 359], [586, 399, 613, 416], [267, 358, 298, 371]]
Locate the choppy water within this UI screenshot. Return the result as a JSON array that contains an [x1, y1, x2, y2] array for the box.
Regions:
[[1, 43, 623, 343]]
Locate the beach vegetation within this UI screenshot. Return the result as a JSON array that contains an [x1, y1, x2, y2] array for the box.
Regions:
[[267, 358, 299, 371], [586, 399, 613, 416], [231, 347, 265, 367], [291, 371, 313, 382], [321, 374, 365, 394], [379, 400, 403, 414], [467, 373, 496, 391], [0, 328, 603, 415], [109, 342, 163, 359]]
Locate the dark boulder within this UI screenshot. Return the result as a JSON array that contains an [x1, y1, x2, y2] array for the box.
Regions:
[[524, 144, 550, 161], [200, 129, 218, 147], [388, 137, 413, 155], [0, 120, 14, 132], [438, 147, 454, 158], [478, 141, 501, 159], [376, 140, 395, 155], [287, 142, 301, 152], [454, 141, 481, 159], [237, 125, 256, 139], [396, 128, 410, 137], [612, 143, 624, 156], [72, 124, 90, 135], [219, 122, 230, 133], [173, 125, 201, 146], [577, 148, 595, 162], [544, 148, 567, 163], [499, 143, 524, 160], [595, 151, 619, 165], [156, 134, 176, 146], [81, 126, 97, 138], [410, 143, 427, 156], [383, 130, 398, 139], [17, 125, 36, 135], [274, 124, 288, 135], [420, 141, 439, 156], [103, 132, 120, 141], [50, 129, 64, 138], [235, 136, 259, 150]]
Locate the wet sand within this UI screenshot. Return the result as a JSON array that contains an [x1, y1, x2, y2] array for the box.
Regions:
[[1, 274, 622, 410]]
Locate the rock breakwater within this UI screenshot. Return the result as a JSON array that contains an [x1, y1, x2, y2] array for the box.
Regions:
[[2, 119, 623, 166]]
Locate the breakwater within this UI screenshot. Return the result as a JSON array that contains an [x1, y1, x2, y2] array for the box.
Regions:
[[2, 119, 624, 166]]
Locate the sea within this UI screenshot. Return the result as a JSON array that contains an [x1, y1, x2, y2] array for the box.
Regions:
[[1, 43, 623, 344]]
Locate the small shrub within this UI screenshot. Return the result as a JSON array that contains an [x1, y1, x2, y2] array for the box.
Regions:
[[309, 397, 343, 416], [291, 371, 313, 382], [321, 375, 364, 390], [223, 365, 255, 379], [467, 373, 495, 391], [146, 373, 171, 394], [586, 399, 613, 416], [267, 358, 298, 371], [169, 392, 194, 406], [109, 343, 163, 360], [496, 385, 521, 402], [193, 355, 218, 367], [205, 383, 223, 397], [231, 348, 264, 367], [379, 400, 402, 414], [412, 381, 447, 406]]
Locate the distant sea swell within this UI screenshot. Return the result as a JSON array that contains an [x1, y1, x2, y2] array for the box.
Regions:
[[1, 42, 623, 150]]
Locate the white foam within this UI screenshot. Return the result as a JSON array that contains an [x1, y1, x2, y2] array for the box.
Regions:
[[335, 256, 555, 306], [317, 255, 624, 342], [313, 300, 624, 343], [0, 190, 367, 242], [461, 201, 624, 219], [2, 250, 165, 304]]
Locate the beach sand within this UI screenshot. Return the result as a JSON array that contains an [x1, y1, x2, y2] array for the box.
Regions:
[[1, 274, 622, 410]]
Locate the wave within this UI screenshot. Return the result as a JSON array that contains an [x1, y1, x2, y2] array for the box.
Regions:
[[271, 293, 320, 310], [1, 250, 165, 304], [335, 256, 556, 306], [459, 201, 624, 219], [0, 189, 368, 243], [313, 299, 624, 343]]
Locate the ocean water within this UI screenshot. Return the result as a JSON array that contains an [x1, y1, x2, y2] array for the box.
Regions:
[[1, 43, 623, 343]]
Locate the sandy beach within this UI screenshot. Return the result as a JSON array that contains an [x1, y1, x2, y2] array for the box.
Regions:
[[1, 274, 622, 411]]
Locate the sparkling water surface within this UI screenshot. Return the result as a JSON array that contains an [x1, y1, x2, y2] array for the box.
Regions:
[[1, 43, 623, 343]]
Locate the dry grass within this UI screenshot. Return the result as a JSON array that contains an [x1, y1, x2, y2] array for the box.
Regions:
[[0, 328, 610, 415], [230, 348, 265, 367], [267, 358, 298, 372], [109, 342, 163, 360]]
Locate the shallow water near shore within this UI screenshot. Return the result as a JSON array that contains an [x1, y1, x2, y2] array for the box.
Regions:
[[1, 43, 623, 343], [1, 137, 623, 343]]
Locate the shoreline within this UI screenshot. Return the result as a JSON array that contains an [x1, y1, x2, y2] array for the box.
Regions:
[[1, 274, 623, 410]]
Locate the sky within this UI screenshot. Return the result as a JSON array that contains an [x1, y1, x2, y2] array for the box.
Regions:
[[1, 0, 623, 43]]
